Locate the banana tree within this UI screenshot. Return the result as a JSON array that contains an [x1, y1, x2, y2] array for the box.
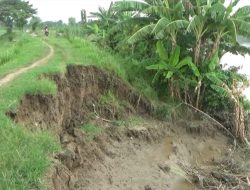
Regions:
[[187, 15, 208, 65], [146, 41, 200, 98], [193, 0, 250, 61], [115, 0, 189, 50], [202, 52, 249, 143]]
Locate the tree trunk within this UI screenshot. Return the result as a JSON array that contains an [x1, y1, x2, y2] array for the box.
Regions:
[[194, 40, 201, 65], [169, 78, 174, 98], [195, 81, 202, 108], [208, 34, 221, 60], [231, 82, 249, 144]]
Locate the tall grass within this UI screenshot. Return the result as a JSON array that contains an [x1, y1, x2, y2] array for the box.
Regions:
[[0, 47, 15, 65]]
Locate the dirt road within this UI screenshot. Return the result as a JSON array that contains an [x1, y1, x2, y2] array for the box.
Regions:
[[0, 41, 54, 87]]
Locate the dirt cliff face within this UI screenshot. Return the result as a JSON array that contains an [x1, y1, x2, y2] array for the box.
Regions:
[[12, 65, 151, 134]]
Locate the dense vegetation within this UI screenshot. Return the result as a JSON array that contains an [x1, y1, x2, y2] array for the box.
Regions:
[[72, 0, 250, 144], [0, 0, 35, 40]]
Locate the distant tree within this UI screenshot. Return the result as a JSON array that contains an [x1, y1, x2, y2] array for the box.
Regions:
[[57, 20, 64, 27], [81, 9, 87, 24], [0, 0, 36, 40], [68, 17, 76, 26], [29, 16, 41, 32]]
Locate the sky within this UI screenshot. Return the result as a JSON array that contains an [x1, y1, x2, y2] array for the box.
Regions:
[[28, 0, 250, 23], [28, 0, 113, 23]]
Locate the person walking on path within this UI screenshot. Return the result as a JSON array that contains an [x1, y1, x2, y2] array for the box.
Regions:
[[44, 25, 49, 36]]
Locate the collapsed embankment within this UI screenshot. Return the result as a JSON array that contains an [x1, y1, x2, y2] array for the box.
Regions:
[[8, 65, 250, 190], [10, 65, 151, 132]]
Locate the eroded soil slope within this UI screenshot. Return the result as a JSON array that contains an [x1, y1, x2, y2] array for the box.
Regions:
[[10, 65, 249, 190], [10, 65, 151, 133]]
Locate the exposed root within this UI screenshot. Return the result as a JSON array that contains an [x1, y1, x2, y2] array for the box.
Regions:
[[179, 158, 250, 190]]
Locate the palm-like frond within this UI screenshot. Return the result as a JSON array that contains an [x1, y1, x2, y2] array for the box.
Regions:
[[209, 2, 226, 21], [233, 19, 250, 38], [231, 0, 240, 7], [128, 23, 155, 43], [187, 15, 207, 39], [143, 5, 170, 17], [153, 18, 188, 35], [113, 1, 149, 12], [226, 19, 237, 42], [109, 16, 152, 34], [233, 6, 250, 19]]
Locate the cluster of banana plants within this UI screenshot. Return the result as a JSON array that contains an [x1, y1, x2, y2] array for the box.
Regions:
[[87, 0, 250, 143]]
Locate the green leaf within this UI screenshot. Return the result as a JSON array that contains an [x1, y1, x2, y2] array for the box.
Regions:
[[206, 72, 223, 85], [152, 70, 162, 84], [177, 56, 192, 69], [146, 63, 167, 70], [208, 51, 219, 71], [187, 15, 207, 39], [156, 41, 168, 61], [188, 62, 200, 78], [169, 46, 180, 66], [113, 1, 149, 12], [165, 71, 173, 79], [128, 24, 155, 44], [177, 56, 201, 77], [153, 18, 189, 37], [210, 84, 228, 97], [234, 6, 250, 18]]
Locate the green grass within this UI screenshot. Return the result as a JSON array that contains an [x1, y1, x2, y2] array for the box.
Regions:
[[81, 124, 103, 141], [0, 29, 6, 36], [47, 35, 127, 79], [0, 32, 48, 78], [0, 33, 59, 189]]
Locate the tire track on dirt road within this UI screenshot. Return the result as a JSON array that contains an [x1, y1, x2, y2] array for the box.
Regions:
[[0, 41, 54, 87]]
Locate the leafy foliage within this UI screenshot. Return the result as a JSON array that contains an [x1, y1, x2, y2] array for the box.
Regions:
[[29, 16, 41, 32], [0, 0, 36, 39]]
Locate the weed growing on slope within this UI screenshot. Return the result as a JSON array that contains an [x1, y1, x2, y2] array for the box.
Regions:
[[81, 123, 103, 141]]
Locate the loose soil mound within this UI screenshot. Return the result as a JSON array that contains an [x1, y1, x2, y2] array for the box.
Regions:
[[9, 65, 250, 190]]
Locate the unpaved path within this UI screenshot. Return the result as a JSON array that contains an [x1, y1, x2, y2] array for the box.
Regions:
[[0, 41, 54, 87]]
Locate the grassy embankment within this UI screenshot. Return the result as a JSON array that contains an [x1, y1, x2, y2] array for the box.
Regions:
[[0, 32, 154, 189], [0, 32, 48, 77]]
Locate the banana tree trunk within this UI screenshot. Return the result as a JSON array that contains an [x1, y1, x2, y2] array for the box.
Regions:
[[194, 40, 201, 65], [208, 34, 221, 60], [169, 78, 174, 98], [231, 83, 249, 144], [195, 81, 202, 108]]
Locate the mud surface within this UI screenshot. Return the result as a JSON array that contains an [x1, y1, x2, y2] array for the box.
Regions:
[[10, 65, 248, 190], [47, 119, 228, 190]]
